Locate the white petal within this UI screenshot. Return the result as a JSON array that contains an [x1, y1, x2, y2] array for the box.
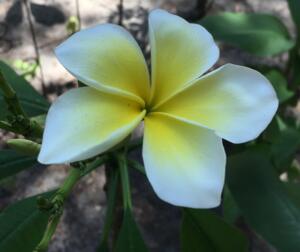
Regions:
[[38, 87, 145, 164], [143, 113, 226, 208], [156, 64, 279, 143], [149, 9, 219, 107], [55, 24, 150, 105]]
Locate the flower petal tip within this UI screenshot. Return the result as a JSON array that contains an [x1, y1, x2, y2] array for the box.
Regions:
[[154, 189, 222, 209]]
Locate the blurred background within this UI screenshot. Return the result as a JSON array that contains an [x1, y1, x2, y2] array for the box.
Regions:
[[0, 1, 297, 251]]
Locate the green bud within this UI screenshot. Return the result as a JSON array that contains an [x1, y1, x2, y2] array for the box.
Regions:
[[31, 114, 46, 127], [66, 16, 79, 35], [7, 138, 41, 156], [37, 196, 52, 211]]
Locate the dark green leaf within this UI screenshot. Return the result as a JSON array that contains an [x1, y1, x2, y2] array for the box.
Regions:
[[98, 243, 110, 252], [227, 150, 300, 252], [222, 186, 241, 224], [200, 12, 294, 56], [181, 209, 248, 252], [98, 170, 119, 252], [264, 70, 294, 103], [289, 52, 300, 89], [181, 211, 212, 251], [270, 127, 300, 171], [283, 182, 300, 209], [262, 116, 300, 172], [0, 61, 49, 120], [114, 210, 148, 252], [0, 191, 54, 252], [286, 163, 300, 181], [287, 0, 300, 35], [0, 149, 37, 180], [263, 116, 287, 143]]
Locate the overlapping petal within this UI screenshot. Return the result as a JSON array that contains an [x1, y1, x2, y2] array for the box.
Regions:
[[143, 113, 226, 208], [149, 9, 219, 107], [38, 87, 145, 164], [55, 24, 150, 105], [155, 64, 278, 143]]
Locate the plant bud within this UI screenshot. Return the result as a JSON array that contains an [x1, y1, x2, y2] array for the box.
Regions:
[[7, 138, 41, 156]]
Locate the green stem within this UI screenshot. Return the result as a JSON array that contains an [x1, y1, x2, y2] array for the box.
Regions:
[[34, 168, 80, 252], [33, 214, 61, 252], [34, 156, 109, 252], [117, 153, 132, 210], [80, 155, 109, 177], [0, 120, 14, 132], [56, 167, 81, 199], [0, 118, 43, 139], [127, 158, 145, 175], [33, 142, 140, 252], [127, 137, 142, 152], [0, 71, 44, 138], [98, 168, 119, 251], [0, 70, 28, 118]]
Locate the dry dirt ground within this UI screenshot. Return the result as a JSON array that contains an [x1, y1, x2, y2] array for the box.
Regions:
[[0, 0, 294, 251]]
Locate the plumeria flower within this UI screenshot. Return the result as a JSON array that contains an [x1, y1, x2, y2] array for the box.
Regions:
[[38, 9, 278, 208]]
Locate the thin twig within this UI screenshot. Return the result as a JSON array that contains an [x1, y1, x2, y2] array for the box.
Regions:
[[118, 0, 124, 26], [22, 0, 46, 94], [75, 0, 81, 30]]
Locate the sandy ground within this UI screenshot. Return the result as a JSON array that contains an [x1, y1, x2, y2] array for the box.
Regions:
[[0, 0, 294, 251]]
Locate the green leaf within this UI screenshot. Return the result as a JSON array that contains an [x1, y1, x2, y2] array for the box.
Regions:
[[264, 70, 294, 103], [180, 209, 248, 252], [227, 150, 300, 252], [0, 149, 37, 180], [114, 210, 148, 252], [200, 12, 295, 56], [0, 191, 54, 252], [0, 61, 49, 120]]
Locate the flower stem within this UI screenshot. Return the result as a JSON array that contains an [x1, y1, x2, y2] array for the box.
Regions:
[[34, 156, 109, 252], [57, 167, 81, 199], [127, 158, 146, 175], [33, 214, 61, 252], [98, 167, 119, 251], [80, 155, 109, 177], [117, 152, 132, 210], [127, 137, 142, 152], [34, 167, 81, 252]]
